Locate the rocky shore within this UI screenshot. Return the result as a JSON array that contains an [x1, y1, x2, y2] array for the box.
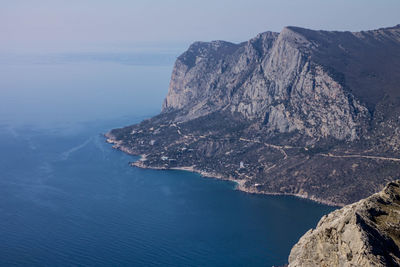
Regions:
[[106, 132, 341, 207]]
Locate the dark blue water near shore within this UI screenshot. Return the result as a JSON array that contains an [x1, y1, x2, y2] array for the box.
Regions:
[[0, 54, 335, 266]]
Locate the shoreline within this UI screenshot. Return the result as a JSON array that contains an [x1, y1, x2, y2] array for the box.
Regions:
[[166, 165, 342, 207], [105, 133, 343, 207]]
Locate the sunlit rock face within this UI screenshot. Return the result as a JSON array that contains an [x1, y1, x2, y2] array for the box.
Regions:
[[289, 180, 400, 267], [163, 25, 400, 141]]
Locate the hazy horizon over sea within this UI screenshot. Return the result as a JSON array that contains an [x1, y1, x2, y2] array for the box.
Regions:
[[0, 51, 335, 266]]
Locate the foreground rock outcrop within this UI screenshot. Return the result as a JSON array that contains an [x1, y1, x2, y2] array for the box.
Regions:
[[108, 24, 400, 205], [289, 180, 400, 267]]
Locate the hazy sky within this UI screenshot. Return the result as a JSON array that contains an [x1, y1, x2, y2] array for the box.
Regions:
[[2, 0, 400, 52]]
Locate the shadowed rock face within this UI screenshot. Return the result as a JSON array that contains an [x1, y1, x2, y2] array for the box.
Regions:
[[109, 25, 400, 205], [289, 180, 400, 267]]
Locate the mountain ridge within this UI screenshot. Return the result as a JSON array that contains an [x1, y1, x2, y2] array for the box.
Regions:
[[108, 24, 400, 205]]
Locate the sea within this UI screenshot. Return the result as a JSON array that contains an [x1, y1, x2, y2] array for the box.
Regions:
[[0, 50, 335, 266]]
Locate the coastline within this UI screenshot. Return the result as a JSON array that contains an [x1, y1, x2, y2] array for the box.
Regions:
[[105, 133, 342, 207]]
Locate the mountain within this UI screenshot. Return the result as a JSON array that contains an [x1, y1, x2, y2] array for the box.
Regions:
[[107, 24, 400, 205], [288, 180, 400, 266]]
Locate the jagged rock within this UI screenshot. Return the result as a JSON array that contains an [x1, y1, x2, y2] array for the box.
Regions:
[[162, 25, 400, 141], [288, 180, 400, 267]]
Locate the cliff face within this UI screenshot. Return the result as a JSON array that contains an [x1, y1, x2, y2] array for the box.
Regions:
[[289, 180, 400, 267], [108, 25, 400, 205], [163, 25, 400, 141]]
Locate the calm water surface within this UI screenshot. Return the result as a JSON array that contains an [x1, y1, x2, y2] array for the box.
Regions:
[[0, 54, 335, 266]]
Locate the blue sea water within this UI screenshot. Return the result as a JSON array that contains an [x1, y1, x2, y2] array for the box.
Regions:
[[0, 52, 335, 266]]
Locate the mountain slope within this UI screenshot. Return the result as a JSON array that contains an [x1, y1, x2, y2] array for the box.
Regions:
[[288, 180, 400, 267], [108, 25, 400, 205]]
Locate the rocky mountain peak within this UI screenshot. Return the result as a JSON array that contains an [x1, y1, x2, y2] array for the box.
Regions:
[[177, 40, 240, 70], [289, 180, 400, 267]]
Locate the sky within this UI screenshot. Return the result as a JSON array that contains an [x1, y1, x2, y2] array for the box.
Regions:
[[1, 0, 400, 53]]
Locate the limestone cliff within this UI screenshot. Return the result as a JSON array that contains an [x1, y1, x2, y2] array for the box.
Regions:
[[108, 25, 400, 205], [162, 25, 400, 141], [289, 180, 400, 267]]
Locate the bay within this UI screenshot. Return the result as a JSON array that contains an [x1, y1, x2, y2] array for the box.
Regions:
[[0, 54, 335, 266]]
